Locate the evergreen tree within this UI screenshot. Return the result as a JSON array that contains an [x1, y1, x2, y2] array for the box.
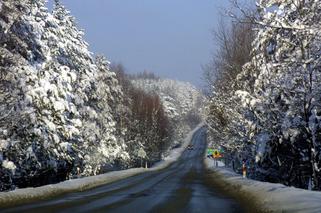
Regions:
[[0, 0, 76, 190], [0, 0, 130, 189]]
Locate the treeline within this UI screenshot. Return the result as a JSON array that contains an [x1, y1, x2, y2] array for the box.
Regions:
[[129, 70, 161, 80], [132, 76, 205, 148], [111, 64, 171, 166], [206, 1, 321, 190], [0, 1, 171, 191]]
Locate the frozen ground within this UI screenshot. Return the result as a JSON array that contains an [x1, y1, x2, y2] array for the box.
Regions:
[[205, 157, 321, 213], [0, 123, 204, 207]]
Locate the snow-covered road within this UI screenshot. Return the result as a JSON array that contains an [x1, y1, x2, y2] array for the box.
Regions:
[[2, 127, 243, 213]]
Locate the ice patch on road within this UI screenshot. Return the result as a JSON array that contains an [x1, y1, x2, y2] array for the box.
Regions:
[[204, 158, 321, 213], [0, 123, 205, 208]]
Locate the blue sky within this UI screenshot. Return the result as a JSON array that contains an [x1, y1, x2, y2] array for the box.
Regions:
[[47, 0, 230, 87]]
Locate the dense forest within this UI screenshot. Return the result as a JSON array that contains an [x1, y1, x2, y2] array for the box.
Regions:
[[0, 0, 204, 191], [205, 0, 321, 190], [132, 75, 205, 147]]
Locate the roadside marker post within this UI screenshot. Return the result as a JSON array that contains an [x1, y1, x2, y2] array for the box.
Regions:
[[242, 161, 247, 178]]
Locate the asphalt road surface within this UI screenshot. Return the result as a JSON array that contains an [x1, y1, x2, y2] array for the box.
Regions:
[[3, 128, 243, 213]]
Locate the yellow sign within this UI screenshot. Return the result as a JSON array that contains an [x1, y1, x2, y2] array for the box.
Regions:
[[213, 149, 222, 158]]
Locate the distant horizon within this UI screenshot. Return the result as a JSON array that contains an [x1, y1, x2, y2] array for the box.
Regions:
[[47, 0, 231, 88]]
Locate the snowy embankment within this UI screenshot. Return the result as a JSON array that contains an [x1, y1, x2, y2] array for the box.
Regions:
[[0, 123, 204, 208], [205, 158, 321, 213]]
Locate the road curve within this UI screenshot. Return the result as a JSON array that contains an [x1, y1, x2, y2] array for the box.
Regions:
[[2, 128, 243, 213]]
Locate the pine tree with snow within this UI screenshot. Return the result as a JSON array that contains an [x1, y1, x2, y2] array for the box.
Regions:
[[0, 0, 130, 190], [52, 1, 129, 175], [0, 0, 56, 190]]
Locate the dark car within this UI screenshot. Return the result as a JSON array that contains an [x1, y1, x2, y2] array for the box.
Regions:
[[187, 144, 194, 150]]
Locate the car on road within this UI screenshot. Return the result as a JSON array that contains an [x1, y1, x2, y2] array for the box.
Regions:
[[187, 144, 194, 150]]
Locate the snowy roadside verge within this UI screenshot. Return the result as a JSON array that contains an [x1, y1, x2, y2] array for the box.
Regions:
[[204, 158, 321, 213], [0, 123, 204, 208]]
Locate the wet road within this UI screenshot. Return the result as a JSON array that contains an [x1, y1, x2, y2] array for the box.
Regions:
[[3, 128, 243, 213]]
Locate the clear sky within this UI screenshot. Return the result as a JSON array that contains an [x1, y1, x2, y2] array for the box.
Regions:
[[47, 0, 230, 87]]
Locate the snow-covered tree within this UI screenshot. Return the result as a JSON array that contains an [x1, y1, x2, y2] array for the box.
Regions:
[[212, 0, 321, 189], [109, 67, 173, 166], [204, 15, 255, 173], [0, 0, 63, 191], [51, 1, 130, 176], [244, 0, 321, 189], [0, 0, 129, 190]]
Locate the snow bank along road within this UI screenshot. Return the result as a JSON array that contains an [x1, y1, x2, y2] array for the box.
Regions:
[[206, 165, 321, 213], [2, 127, 243, 212]]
